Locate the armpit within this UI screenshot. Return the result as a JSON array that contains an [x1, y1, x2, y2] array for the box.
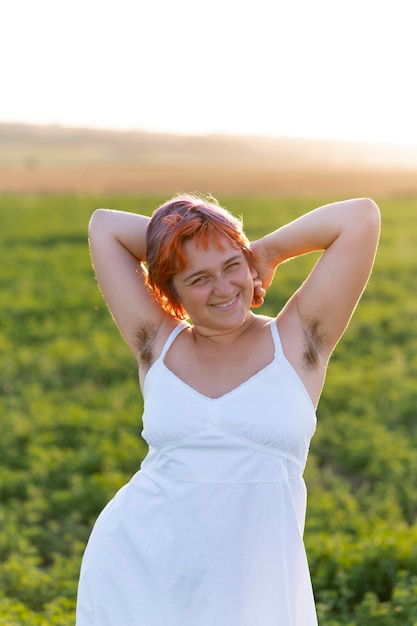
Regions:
[[303, 319, 325, 369], [135, 322, 157, 368]]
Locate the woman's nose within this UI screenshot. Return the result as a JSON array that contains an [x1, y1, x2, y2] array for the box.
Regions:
[[213, 275, 233, 295]]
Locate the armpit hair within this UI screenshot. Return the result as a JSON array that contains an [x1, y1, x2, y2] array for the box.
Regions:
[[303, 319, 325, 369], [135, 322, 157, 368]]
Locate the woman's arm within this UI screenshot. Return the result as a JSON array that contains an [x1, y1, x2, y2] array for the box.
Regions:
[[88, 209, 169, 355], [251, 198, 381, 360]]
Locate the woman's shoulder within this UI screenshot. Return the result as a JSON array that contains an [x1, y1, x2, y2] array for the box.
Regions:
[[249, 312, 277, 335]]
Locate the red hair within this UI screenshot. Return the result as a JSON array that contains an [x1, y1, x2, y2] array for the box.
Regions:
[[145, 194, 251, 319]]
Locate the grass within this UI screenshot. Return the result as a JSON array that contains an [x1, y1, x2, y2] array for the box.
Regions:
[[1, 192, 416, 624]]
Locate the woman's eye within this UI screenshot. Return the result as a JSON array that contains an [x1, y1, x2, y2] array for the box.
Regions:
[[225, 262, 240, 272], [192, 276, 208, 285]]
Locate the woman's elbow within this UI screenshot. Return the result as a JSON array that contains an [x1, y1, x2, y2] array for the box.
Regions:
[[354, 198, 381, 235], [88, 208, 111, 237]]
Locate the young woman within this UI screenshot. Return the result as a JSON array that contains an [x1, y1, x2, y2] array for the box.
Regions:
[[76, 194, 380, 626]]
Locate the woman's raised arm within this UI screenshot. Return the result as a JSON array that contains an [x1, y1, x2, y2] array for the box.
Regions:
[[88, 209, 168, 355], [250, 198, 381, 360]]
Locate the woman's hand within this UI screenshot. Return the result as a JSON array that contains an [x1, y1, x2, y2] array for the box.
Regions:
[[249, 239, 279, 301], [249, 240, 278, 308], [251, 276, 266, 308]]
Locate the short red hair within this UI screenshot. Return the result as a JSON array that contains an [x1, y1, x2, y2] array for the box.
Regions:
[[145, 194, 251, 319]]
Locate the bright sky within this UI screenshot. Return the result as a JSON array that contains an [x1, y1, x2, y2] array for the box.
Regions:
[[2, 0, 417, 145]]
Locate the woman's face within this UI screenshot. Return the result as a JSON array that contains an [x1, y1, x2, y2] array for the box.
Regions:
[[172, 235, 256, 334]]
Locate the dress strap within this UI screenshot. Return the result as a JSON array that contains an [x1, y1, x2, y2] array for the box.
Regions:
[[159, 321, 189, 360], [269, 318, 284, 358]]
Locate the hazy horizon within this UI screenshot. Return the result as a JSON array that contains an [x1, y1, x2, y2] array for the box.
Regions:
[[2, 119, 417, 150]]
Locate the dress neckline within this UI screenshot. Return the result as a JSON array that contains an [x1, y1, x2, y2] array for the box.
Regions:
[[161, 352, 277, 401], [144, 317, 315, 408], [156, 319, 278, 401]]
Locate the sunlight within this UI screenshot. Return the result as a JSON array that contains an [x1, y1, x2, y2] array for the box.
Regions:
[[2, 0, 417, 145]]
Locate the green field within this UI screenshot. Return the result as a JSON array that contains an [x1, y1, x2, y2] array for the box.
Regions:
[[1, 193, 416, 625]]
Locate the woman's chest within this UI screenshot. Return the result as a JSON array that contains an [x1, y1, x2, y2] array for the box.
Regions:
[[163, 336, 275, 399]]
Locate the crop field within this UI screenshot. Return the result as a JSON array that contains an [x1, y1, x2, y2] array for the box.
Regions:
[[1, 192, 417, 625]]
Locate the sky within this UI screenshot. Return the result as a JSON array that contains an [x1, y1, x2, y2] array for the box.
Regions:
[[2, 0, 417, 145]]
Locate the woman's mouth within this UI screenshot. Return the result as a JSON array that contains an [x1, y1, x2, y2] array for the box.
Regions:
[[211, 294, 239, 309]]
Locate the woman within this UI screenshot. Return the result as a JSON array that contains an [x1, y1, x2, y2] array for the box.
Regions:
[[76, 194, 380, 626]]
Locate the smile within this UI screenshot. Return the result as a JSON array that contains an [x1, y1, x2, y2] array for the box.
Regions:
[[211, 294, 239, 309]]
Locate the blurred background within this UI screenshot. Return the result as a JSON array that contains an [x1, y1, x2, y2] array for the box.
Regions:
[[1, 0, 416, 197], [2, 2, 417, 624]]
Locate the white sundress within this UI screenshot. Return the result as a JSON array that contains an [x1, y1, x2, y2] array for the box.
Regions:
[[76, 318, 318, 626]]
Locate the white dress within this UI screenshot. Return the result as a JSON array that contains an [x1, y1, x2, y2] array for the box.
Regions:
[[76, 319, 318, 626]]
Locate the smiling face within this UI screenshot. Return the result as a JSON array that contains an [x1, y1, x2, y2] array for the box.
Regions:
[[172, 235, 256, 335], [146, 194, 252, 319]]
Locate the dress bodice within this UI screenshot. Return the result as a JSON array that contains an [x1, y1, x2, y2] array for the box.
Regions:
[[140, 319, 316, 484]]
